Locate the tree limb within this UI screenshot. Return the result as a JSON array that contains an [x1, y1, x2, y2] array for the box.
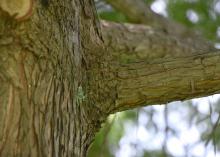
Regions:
[[101, 21, 220, 112]]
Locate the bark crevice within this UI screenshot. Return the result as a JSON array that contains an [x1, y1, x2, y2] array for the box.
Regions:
[[0, 1, 106, 157]]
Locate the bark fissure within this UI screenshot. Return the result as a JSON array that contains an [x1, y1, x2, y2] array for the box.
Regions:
[[0, 0, 107, 157]]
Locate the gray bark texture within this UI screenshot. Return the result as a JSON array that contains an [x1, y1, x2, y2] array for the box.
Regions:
[[0, 0, 220, 157]]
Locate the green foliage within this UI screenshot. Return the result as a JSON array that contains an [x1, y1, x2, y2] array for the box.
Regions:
[[144, 0, 156, 5], [88, 115, 124, 157], [167, 0, 220, 41], [143, 150, 174, 157]]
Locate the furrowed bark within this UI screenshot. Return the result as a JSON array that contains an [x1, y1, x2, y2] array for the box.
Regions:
[[101, 21, 220, 112], [0, 0, 106, 157]]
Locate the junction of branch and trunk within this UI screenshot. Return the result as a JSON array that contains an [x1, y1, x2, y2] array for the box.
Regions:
[[0, 0, 219, 156]]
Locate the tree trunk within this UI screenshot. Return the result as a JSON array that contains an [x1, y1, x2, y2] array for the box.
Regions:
[[0, 0, 106, 156]]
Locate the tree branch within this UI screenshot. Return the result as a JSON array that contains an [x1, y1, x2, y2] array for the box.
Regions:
[[105, 0, 202, 39], [101, 21, 220, 112]]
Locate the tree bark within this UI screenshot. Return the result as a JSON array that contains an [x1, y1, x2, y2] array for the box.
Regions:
[[1, 0, 220, 157], [0, 0, 106, 156], [101, 21, 220, 112]]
